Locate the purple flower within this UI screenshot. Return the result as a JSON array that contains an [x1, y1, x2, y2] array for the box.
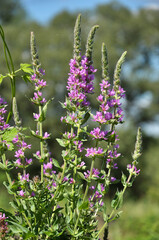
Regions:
[[74, 141, 84, 152], [111, 177, 116, 182], [33, 113, 40, 120], [43, 132, 50, 139], [31, 192, 35, 197], [20, 173, 29, 182], [44, 162, 52, 170], [127, 164, 140, 175], [37, 79, 46, 87], [99, 80, 110, 92], [19, 190, 25, 197], [77, 161, 85, 168], [90, 127, 108, 140], [62, 176, 69, 182], [85, 147, 103, 157], [92, 168, 100, 178], [0, 212, 8, 235], [92, 111, 106, 123], [15, 149, 24, 158], [26, 158, 32, 165], [70, 178, 74, 184], [0, 96, 10, 131]]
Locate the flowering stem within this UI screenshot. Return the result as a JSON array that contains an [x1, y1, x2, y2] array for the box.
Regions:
[[38, 105, 44, 183], [50, 159, 67, 222], [71, 124, 80, 218], [2, 153, 12, 186], [96, 165, 135, 238], [2, 154, 32, 230], [74, 140, 98, 233]]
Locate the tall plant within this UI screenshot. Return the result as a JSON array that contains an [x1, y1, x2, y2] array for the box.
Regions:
[[0, 14, 142, 240]]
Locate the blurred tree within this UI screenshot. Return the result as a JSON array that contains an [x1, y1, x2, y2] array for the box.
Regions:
[[0, 0, 26, 24]]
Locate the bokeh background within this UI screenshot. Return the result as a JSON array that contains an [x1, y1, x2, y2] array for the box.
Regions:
[[0, 0, 159, 239]]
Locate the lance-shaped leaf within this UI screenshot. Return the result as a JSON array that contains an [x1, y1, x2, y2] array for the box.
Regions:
[[81, 112, 90, 125], [20, 63, 33, 74], [111, 190, 123, 210], [85, 25, 99, 64], [73, 14, 81, 63], [102, 43, 109, 81], [38, 98, 53, 122]]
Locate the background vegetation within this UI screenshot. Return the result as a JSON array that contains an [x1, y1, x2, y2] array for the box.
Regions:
[[0, 0, 159, 239]]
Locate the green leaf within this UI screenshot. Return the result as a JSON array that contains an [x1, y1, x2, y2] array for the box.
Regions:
[[30, 129, 42, 139], [78, 201, 89, 210], [0, 162, 7, 170], [3, 181, 14, 195], [111, 190, 123, 210], [9, 200, 18, 211], [110, 211, 123, 222], [52, 158, 62, 171], [30, 201, 35, 212], [56, 138, 68, 147], [9, 221, 29, 234], [77, 172, 88, 182], [66, 225, 75, 236], [2, 127, 18, 141], [22, 74, 31, 83], [81, 112, 90, 125], [121, 172, 127, 187], [23, 232, 36, 239], [20, 63, 33, 74], [38, 98, 53, 122]]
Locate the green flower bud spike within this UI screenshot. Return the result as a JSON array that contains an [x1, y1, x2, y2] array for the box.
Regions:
[[13, 97, 22, 128], [85, 25, 99, 65], [30, 31, 41, 73], [102, 42, 110, 81], [132, 127, 142, 163], [73, 14, 82, 63], [114, 51, 127, 90]]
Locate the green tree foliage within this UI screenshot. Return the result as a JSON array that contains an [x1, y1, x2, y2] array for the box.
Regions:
[[0, 0, 26, 24]]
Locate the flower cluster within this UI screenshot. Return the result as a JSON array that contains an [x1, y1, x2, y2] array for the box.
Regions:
[[13, 135, 32, 168], [127, 164, 140, 175], [85, 147, 103, 157], [84, 168, 101, 179], [93, 79, 125, 124], [90, 127, 108, 140], [66, 56, 97, 107], [0, 97, 9, 131], [89, 184, 105, 208], [31, 68, 46, 119], [0, 213, 8, 238]]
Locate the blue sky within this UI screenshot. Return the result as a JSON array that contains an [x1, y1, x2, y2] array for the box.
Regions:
[[20, 0, 159, 25]]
